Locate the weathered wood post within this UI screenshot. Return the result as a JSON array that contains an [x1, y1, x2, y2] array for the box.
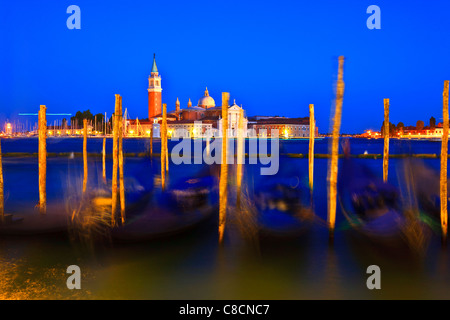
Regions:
[[165, 124, 169, 172], [383, 98, 390, 182], [119, 96, 125, 224], [309, 103, 315, 192], [150, 123, 153, 157], [236, 108, 244, 209], [161, 103, 167, 190], [206, 134, 210, 156], [111, 95, 120, 226], [440, 80, 449, 243], [219, 92, 230, 243], [39, 105, 47, 214], [0, 137, 4, 221], [102, 136, 106, 183], [327, 56, 345, 240], [83, 119, 88, 193]]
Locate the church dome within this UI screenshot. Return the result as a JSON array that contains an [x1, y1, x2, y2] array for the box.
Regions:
[[198, 87, 215, 108]]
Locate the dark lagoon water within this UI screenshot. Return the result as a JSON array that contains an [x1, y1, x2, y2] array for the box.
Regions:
[[0, 137, 449, 299], [0, 136, 445, 155]]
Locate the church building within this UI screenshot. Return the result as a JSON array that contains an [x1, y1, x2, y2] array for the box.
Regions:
[[126, 55, 315, 139]]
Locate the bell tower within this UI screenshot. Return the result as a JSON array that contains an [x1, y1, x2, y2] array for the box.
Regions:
[[148, 54, 162, 119]]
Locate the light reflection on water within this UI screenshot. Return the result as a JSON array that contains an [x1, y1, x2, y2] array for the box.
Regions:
[[0, 141, 449, 299]]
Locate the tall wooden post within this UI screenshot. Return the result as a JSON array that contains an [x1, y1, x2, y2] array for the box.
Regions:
[[166, 135, 169, 172], [150, 124, 153, 157], [383, 99, 390, 182], [119, 96, 125, 224], [83, 119, 88, 193], [327, 56, 345, 240], [161, 103, 167, 190], [38, 105, 47, 214], [236, 108, 244, 209], [111, 95, 120, 226], [309, 104, 315, 191], [206, 135, 210, 156], [0, 138, 4, 221], [219, 92, 230, 243], [165, 118, 169, 172], [440, 81, 449, 243], [102, 136, 106, 183], [165, 103, 169, 171]]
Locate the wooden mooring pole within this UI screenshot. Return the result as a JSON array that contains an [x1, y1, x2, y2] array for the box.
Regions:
[[119, 96, 125, 224], [236, 108, 244, 209], [161, 103, 167, 190], [0, 138, 4, 221], [102, 136, 106, 183], [440, 80, 449, 243], [39, 105, 47, 214], [383, 98, 390, 183], [219, 92, 230, 244], [111, 95, 120, 226], [309, 103, 315, 192], [83, 119, 88, 193], [327, 56, 345, 241]]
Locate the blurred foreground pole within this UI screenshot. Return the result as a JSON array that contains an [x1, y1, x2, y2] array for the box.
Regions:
[[327, 56, 345, 241], [165, 130, 169, 172], [119, 96, 125, 224], [219, 92, 230, 244], [383, 99, 390, 182], [102, 136, 106, 183], [150, 124, 153, 157], [440, 80, 449, 243], [309, 103, 315, 191], [206, 135, 210, 155], [161, 103, 167, 190], [236, 108, 244, 209], [111, 95, 120, 226], [39, 105, 47, 214], [0, 138, 4, 220], [83, 119, 88, 193]]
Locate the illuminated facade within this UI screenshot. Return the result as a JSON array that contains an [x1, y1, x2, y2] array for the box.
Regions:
[[249, 117, 316, 138], [126, 57, 317, 139]]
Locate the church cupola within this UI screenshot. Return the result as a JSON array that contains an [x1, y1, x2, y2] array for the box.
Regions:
[[198, 87, 216, 109]]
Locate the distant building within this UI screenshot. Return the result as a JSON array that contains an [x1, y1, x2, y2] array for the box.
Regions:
[[127, 55, 315, 139], [250, 117, 317, 138], [402, 123, 445, 138], [362, 122, 450, 139], [148, 54, 162, 119]]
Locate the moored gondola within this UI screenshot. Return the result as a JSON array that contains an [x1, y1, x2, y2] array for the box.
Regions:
[[253, 163, 314, 238], [110, 165, 219, 242], [338, 146, 429, 253]]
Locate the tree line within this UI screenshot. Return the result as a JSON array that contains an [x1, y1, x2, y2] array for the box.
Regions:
[[70, 110, 105, 130]]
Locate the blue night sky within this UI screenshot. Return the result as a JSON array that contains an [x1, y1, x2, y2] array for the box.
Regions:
[[1, 0, 450, 133]]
